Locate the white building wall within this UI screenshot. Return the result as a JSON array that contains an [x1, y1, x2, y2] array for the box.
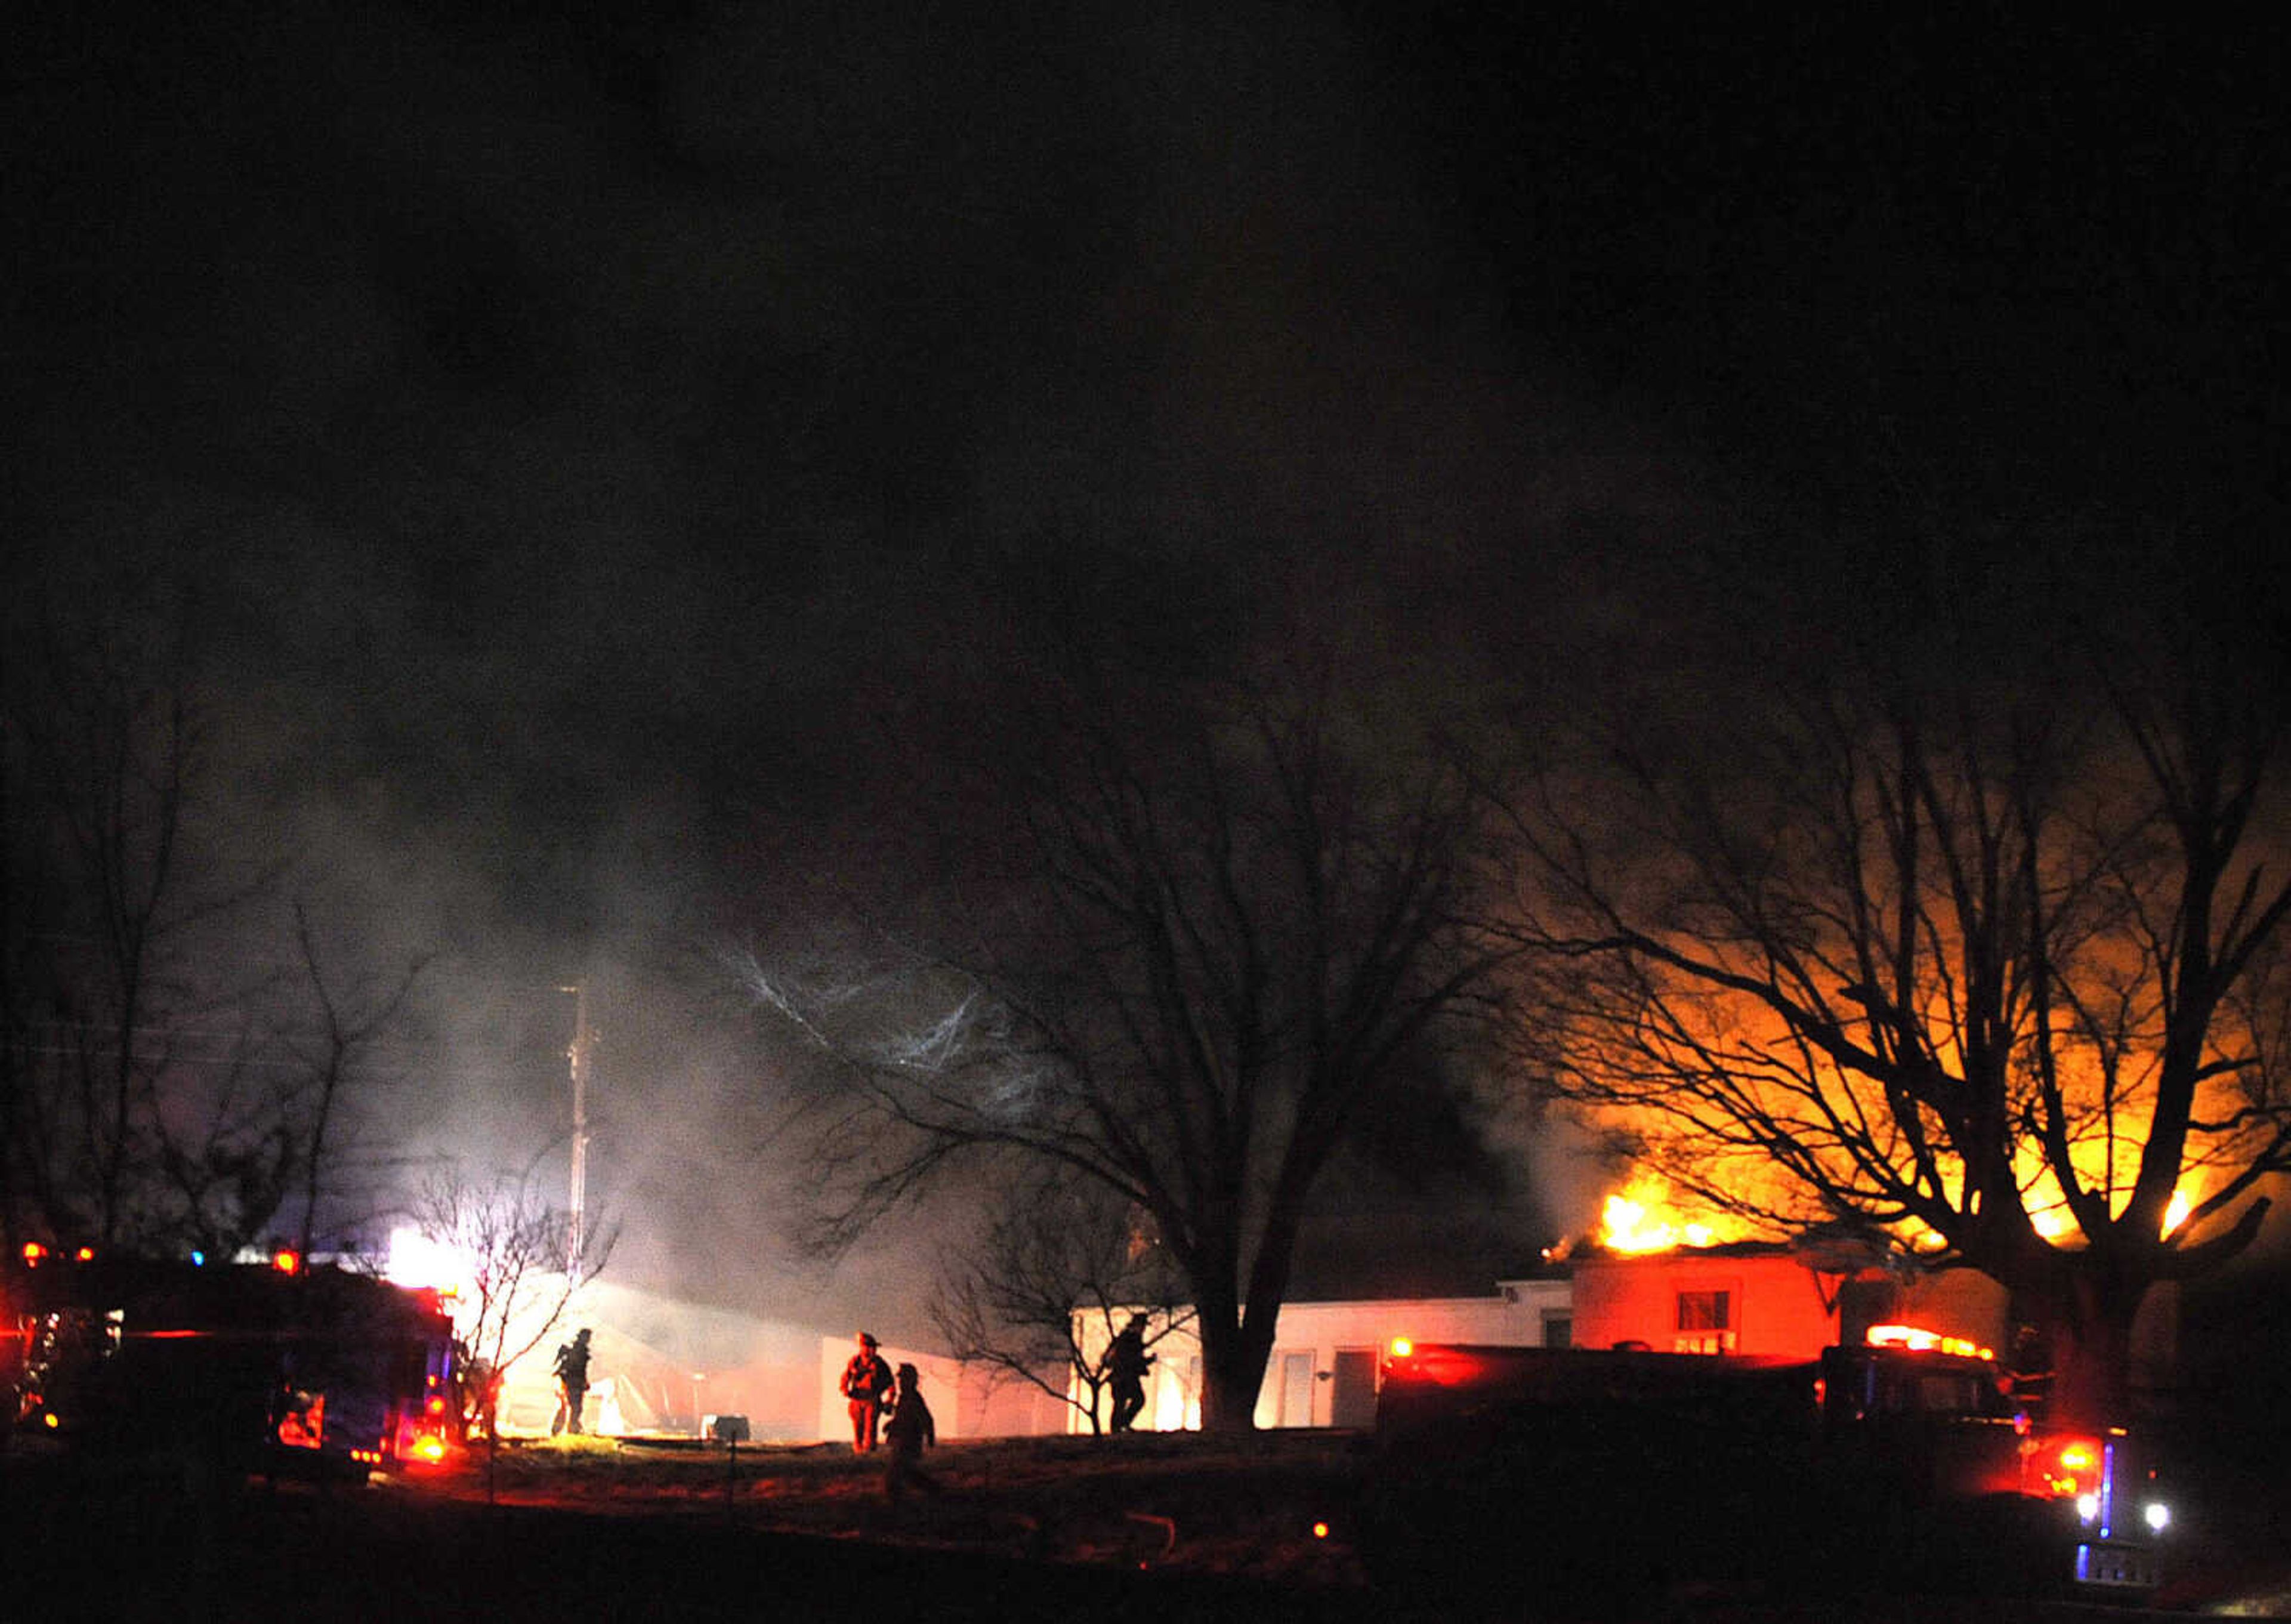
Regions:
[[1070, 1278, 1574, 1432]]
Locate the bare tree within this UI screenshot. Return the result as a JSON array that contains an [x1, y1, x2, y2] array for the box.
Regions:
[[409, 1161, 616, 1434], [1, 592, 427, 1264], [745, 677, 1514, 1431], [274, 901, 431, 1259], [928, 1169, 1194, 1434], [1493, 554, 2290, 1427], [0, 593, 285, 1253]]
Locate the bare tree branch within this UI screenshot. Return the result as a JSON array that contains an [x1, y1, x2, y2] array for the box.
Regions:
[[1492, 555, 2289, 1425], [927, 1168, 1193, 1435], [742, 675, 1518, 1430]]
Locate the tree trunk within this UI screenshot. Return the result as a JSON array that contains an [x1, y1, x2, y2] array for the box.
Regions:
[[2045, 1271, 2150, 1432], [1196, 1333, 1268, 1434], [1192, 1283, 1276, 1434]]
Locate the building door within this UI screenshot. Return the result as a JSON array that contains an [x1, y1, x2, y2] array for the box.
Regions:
[[1258, 1351, 1316, 1427], [1279, 1351, 1315, 1427], [1329, 1348, 1377, 1428]]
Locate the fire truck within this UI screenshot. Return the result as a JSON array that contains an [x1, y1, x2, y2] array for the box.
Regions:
[[1356, 1326, 2168, 1606], [4, 1245, 458, 1477]]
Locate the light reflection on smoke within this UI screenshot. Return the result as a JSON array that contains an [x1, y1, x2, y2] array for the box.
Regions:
[[724, 945, 865, 1050], [884, 993, 977, 1073], [725, 944, 1046, 1123]]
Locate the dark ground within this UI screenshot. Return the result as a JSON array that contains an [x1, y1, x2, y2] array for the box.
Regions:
[[7, 1429, 2287, 1622]]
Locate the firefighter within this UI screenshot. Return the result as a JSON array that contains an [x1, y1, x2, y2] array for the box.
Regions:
[[2007, 1323, 2055, 1415], [551, 1328, 593, 1437], [1106, 1315, 1154, 1432], [839, 1331, 893, 1453], [461, 1350, 500, 1440], [882, 1363, 940, 1502]]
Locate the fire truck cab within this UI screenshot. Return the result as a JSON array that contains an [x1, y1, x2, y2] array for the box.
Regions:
[[5, 1247, 458, 1478], [1358, 1331, 2167, 1607]]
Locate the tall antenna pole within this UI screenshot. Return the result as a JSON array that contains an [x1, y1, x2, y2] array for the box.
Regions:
[[561, 981, 594, 1279]]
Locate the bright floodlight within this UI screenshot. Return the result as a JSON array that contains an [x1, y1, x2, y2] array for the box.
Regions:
[[385, 1225, 474, 1295]]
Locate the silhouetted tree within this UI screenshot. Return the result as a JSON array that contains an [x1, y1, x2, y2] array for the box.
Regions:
[[274, 901, 430, 1259], [0, 594, 279, 1252], [1, 592, 425, 1261], [1494, 544, 2290, 1426], [409, 1160, 616, 1427], [929, 1168, 1193, 1434], [746, 674, 1514, 1431]]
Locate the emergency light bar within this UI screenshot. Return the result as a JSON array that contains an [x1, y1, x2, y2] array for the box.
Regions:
[[1865, 1323, 1994, 1360]]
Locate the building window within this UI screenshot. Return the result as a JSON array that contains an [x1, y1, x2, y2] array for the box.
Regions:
[[1541, 1312, 1573, 1349], [1674, 1289, 1734, 1354]]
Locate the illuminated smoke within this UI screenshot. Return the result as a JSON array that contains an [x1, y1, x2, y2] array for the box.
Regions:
[[727, 943, 1051, 1125], [884, 994, 978, 1074]]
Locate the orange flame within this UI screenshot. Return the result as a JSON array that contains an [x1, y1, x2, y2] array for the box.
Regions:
[[1592, 1150, 2200, 1256], [1597, 1174, 1727, 1252], [2164, 1185, 2194, 1236]]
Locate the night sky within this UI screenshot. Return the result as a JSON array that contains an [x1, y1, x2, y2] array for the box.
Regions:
[[8, 5, 2283, 1333]]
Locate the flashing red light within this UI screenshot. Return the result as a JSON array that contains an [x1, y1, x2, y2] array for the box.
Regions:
[[425, 1395, 447, 1416], [1866, 1323, 1993, 1360], [278, 1394, 326, 1450], [2031, 1435, 2105, 1497], [271, 1249, 302, 1275], [74, 1245, 95, 1262], [1382, 1341, 1488, 1387], [410, 1434, 450, 1465], [1312, 1521, 1330, 1540], [21, 1242, 47, 1265]]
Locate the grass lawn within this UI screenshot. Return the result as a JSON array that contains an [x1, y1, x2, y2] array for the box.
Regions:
[[409, 1428, 1372, 1586]]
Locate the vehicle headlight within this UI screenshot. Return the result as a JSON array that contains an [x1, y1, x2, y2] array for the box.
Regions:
[[2075, 1492, 2101, 1524], [2143, 1501, 2170, 1533]]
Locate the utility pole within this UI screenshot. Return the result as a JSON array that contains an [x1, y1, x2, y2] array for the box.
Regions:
[[561, 981, 594, 1279]]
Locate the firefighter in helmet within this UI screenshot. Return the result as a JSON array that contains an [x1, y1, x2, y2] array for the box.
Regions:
[[551, 1328, 593, 1436], [1107, 1315, 1154, 1432], [840, 1332, 893, 1453]]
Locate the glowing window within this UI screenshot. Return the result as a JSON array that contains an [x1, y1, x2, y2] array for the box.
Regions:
[[1676, 1290, 1731, 1332]]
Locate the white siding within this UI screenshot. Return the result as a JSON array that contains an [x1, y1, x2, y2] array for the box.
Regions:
[[1068, 1279, 1574, 1432]]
